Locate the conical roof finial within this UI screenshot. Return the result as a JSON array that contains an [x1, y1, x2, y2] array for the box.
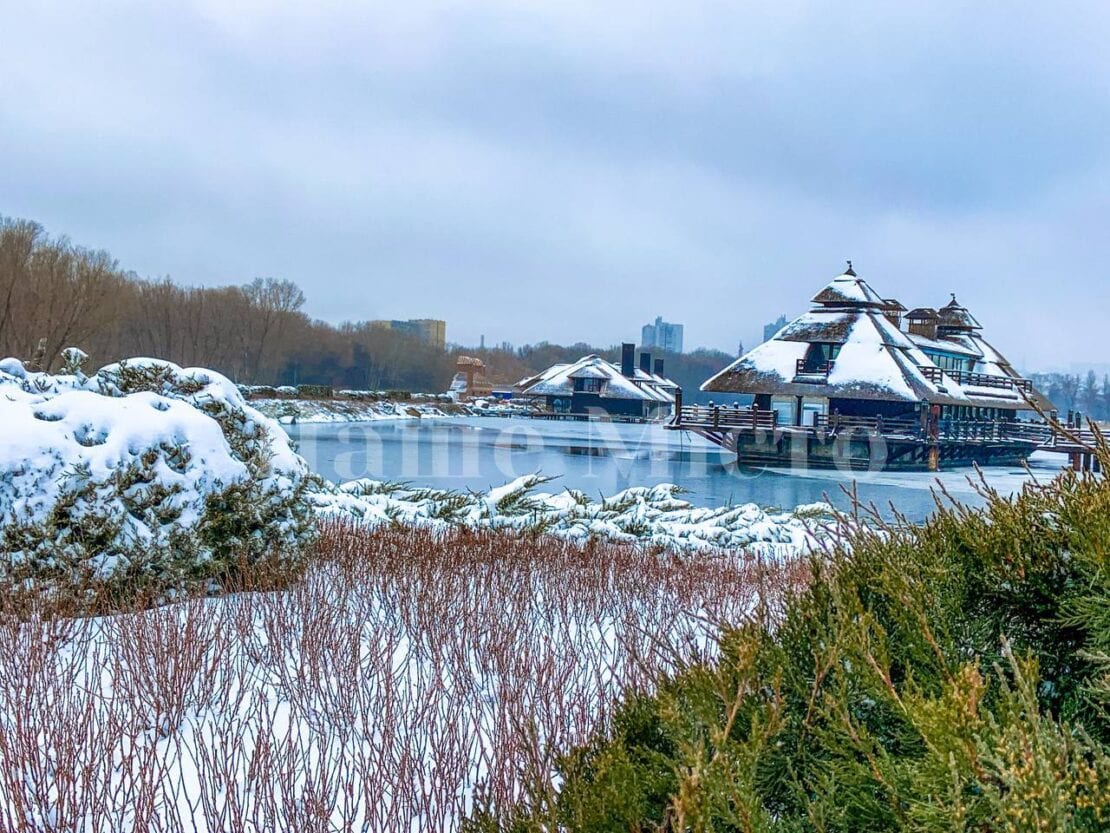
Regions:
[[845, 259, 856, 277]]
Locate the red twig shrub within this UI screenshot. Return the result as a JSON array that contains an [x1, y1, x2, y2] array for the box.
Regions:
[[0, 524, 807, 831]]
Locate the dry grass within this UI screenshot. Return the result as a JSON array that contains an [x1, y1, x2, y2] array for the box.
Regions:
[[0, 524, 808, 832]]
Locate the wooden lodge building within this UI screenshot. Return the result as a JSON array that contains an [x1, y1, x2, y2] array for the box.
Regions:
[[515, 344, 678, 419], [670, 265, 1056, 470]]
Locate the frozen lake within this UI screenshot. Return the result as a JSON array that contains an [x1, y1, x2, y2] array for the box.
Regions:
[[286, 416, 1067, 522]]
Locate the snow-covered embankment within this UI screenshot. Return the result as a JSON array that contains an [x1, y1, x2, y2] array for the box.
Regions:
[[0, 355, 827, 587]]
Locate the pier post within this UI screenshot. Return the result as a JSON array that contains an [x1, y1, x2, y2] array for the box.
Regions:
[[789, 428, 809, 471], [926, 404, 940, 472]]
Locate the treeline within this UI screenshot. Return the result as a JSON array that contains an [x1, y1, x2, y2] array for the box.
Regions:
[[0, 216, 455, 391], [0, 216, 738, 397], [1030, 371, 1110, 421], [10, 216, 1108, 410]]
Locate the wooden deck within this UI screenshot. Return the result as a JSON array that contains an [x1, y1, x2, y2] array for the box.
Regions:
[[524, 412, 657, 424], [667, 403, 1105, 471]]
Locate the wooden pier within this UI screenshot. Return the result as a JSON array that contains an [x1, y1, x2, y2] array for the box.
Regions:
[[667, 393, 1104, 472]]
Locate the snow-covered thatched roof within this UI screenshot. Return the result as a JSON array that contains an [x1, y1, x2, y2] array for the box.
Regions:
[[703, 268, 1051, 411], [516, 354, 676, 403], [704, 307, 942, 403], [568, 364, 610, 380], [810, 267, 887, 308], [904, 330, 1048, 407], [514, 363, 571, 393], [635, 368, 679, 392], [904, 331, 980, 357], [936, 295, 982, 331], [906, 307, 940, 323]]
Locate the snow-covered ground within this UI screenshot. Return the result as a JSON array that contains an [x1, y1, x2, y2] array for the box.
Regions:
[[0, 356, 824, 830]]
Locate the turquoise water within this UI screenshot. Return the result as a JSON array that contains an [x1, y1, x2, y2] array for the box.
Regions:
[[286, 416, 1066, 522]]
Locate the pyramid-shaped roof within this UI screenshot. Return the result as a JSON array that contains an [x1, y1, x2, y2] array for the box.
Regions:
[[702, 308, 940, 402], [936, 295, 982, 331], [516, 354, 676, 403], [906, 307, 939, 322], [702, 267, 1050, 410], [811, 264, 887, 308]]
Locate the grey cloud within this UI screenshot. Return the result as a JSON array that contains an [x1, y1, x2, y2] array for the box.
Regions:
[[2, 1, 1109, 365]]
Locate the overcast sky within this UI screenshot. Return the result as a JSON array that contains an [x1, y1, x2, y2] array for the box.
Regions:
[[3, 1, 1109, 369]]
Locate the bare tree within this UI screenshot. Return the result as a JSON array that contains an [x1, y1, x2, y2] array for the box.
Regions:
[[0, 217, 42, 358], [241, 278, 306, 382]]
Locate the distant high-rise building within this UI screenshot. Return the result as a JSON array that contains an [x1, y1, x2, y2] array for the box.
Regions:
[[763, 314, 788, 343], [641, 316, 684, 354], [369, 318, 447, 349]]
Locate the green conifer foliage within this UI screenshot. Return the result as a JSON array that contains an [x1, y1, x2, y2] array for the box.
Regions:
[[485, 448, 1110, 832]]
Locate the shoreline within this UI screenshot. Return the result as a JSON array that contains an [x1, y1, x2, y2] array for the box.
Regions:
[[247, 395, 535, 425]]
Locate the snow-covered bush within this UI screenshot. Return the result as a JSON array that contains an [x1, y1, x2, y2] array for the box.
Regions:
[[0, 356, 319, 592], [313, 474, 829, 555]]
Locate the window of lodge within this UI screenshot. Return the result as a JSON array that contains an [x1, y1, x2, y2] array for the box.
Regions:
[[801, 342, 841, 371], [924, 351, 971, 373], [574, 378, 604, 393]]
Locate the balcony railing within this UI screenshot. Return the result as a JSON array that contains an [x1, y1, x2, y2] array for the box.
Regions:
[[915, 365, 1033, 393], [672, 404, 778, 430], [815, 413, 1048, 443], [918, 365, 944, 383], [794, 359, 835, 378], [670, 388, 1053, 446], [946, 370, 1033, 393], [813, 413, 921, 435]]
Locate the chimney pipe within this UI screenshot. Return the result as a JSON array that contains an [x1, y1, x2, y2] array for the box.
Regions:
[[639, 351, 652, 375], [620, 343, 635, 378], [654, 358, 664, 377]]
